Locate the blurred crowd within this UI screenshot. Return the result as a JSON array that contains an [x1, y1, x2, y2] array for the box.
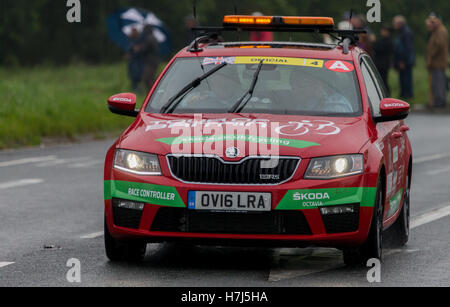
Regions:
[[124, 11, 448, 109], [326, 12, 448, 108]]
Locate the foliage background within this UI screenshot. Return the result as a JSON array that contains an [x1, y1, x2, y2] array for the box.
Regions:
[[1, 0, 449, 66]]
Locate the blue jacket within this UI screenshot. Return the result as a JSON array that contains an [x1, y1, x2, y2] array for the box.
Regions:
[[394, 25, 415, 68]]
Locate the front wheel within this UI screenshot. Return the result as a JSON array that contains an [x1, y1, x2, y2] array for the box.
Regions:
[[104, 218, 147, 262], [343, 176, 384, 266]]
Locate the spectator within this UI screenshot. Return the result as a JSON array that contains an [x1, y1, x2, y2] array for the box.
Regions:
[[351, 15, 375, 56], [250, 12, 273, 42], [130, 25, 160, 92], [426, 13, 448, 108], [324, 11, 353, 44], [127, 28, 144, 91], [393, 15, 416, 99], [185, 15, 199, 46], [338, 11, 353, 31], [373, 25, 394, 95]]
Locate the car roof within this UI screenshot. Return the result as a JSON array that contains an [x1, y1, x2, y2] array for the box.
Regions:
[[175, 41, 360, 61]]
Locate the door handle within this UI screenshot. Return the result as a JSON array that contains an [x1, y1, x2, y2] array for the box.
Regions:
[[400, 125, 410, 132], [392, 132, 403, 139]]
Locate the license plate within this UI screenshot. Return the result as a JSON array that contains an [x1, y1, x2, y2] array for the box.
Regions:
[[188, 191, 271, 212]]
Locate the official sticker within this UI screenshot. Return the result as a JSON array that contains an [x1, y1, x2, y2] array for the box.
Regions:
[[235, 56, 324, 68], [325, 60, 355, 72]]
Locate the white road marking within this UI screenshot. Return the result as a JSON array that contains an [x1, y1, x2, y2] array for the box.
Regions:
[[268, 205, 450, 282], [0, 179, 44, 189], [268, 248, 343, 282], [70, 160, 103, 168], [0, 155, 57, 167], [35, 157, 92, 168], [35, 159, 69, 167], [411, 204, 450, 229], [426, 166, 450, 176], [384, 249, 420, 256], [80, 231, 104, 239], [414, 153, 450, 164], [0, 262, 14, 268]]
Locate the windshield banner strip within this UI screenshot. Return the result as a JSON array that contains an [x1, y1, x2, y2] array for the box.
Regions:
[[156, 135, 320, 150], [276, 187, 377, 210], [104, 180, 185, 208], [235, 56, 324, 68], [202, 56, 324, 68]]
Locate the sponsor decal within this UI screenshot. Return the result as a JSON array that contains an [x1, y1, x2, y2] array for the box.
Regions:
[[387, 188, 403, 218], [112, 97, 132, 103], [156, 134, 320, 150], [277, 187, 377, 210], [146, 119, 341, 136], [276, 120, 341, 136], [384, 103, 405, 108], [202, 57, 236, 65], [104, 180, 185, 208], [325, 60, 355, 73]]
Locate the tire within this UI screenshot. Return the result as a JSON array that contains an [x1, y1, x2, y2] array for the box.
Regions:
[[104, 218, 147, 262], [344, 176, 384, 266], [387, 174, 410, 247]]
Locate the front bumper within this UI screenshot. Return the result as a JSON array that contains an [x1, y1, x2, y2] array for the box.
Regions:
[[104, 161, 377, 248]]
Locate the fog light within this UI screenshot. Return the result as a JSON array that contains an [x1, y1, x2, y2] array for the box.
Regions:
[[320, 205, 356, 215], [113, 199, 145, 211]]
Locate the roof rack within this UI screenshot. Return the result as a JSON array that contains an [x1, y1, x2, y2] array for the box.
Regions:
[[189, 15, 366, 54]]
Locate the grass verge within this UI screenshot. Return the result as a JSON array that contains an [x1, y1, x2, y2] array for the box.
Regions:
[[0, 62, 146, 149]]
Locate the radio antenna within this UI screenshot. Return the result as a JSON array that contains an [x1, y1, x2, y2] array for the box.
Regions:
[[349, 0, 354, 22], [233, 4, 239, 40], [193, 0, 197, 20]]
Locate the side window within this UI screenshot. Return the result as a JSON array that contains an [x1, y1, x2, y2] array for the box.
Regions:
[[361, 61, 382, 117], [363, 56, 389, 98]]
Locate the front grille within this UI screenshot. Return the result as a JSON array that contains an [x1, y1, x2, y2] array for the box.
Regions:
[[167, 156, 300, 185], [151, 208, 312, 235], [321, 204, 360, 234]]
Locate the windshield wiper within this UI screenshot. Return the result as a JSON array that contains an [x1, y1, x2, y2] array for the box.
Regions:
[[228, 60, 264, 114], [160, 62, 227, 114]]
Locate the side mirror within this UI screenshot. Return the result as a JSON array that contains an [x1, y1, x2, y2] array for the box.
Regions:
[[374, 98, 410, 123], [107, 93, 138, 117]]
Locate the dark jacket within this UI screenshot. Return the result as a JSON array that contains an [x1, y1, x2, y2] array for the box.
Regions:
[[374, 37, 394, 71], [137, 26, 159, 67], [394, 25, 415, 68]]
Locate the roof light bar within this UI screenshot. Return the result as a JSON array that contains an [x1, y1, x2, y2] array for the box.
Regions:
[[223, 15, 334, 29], [283, 16, 334, 27], [223, 15, 273, 25]]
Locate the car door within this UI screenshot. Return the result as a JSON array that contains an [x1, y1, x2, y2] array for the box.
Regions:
[[360, 56, 404, 220]]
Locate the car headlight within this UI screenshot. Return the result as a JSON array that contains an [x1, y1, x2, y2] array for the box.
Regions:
[[304, 155, 363, 179], [114, 150, 161, 176]]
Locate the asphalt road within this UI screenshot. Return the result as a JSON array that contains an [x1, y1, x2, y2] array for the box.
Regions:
[[0, 113, 449, 287]]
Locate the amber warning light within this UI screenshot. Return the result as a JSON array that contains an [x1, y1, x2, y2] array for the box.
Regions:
[[223, 15, 335, 29]]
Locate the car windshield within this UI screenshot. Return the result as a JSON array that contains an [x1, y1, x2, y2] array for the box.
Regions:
[[145, 56, 362, 116]]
